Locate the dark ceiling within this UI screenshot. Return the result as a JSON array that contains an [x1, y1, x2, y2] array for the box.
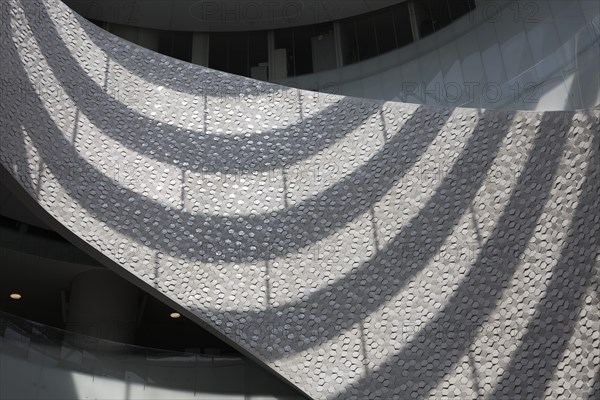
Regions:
[[63, 0, 406, 31]]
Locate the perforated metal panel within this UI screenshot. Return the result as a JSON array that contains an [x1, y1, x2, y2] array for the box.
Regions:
[[1, 0, 598, 398]]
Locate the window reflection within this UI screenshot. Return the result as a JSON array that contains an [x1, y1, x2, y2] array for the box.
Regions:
[[209, 31, 268, 78], [415, 0, 475, 37], [339, 2, 414, 66], [158, 31, 193, 62], [274, 23, 336, 77], [104, 1, 476, 79]]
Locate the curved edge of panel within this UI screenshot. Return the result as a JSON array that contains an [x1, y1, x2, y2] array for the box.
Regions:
[[1, 0, 599, 398], [0, 163, 311, 399]]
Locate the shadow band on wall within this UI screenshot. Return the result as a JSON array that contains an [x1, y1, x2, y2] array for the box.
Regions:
[[1, 0, 598, 398]]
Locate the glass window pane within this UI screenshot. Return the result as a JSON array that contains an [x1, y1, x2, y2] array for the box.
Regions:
[[418, 0, 453, 35], [448, 0, 475, 21], [339, 20, 359, 65], [372, 10, 397, 54], [311, 23, 337, 72], [158, 31, 192, 62], [158, 30, 173, 57], [209, 33, 229, 72], [248, 31, 268, 68], [293, 25, 314, 76], [393, 2, 413, 47], [274, 28, 295, 76], [355, 14, 378, 61], [171, 31, 192, 62], [227, 34, 248, 76], [415, 2, 434, 37], [437, 0, 453, 30]]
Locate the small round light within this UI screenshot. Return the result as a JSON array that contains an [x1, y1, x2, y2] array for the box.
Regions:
[[169, 312, 181, 319], [10, 293, 22, 300]]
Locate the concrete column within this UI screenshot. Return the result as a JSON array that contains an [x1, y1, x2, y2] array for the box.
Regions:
[[333, 22, 343, 68], [191, 32, 209, 66], [407, 0, 420, 41], [66, 269, 139, 349]]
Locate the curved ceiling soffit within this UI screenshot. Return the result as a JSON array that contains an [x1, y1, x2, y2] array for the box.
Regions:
[[62, 0, 406, 32]]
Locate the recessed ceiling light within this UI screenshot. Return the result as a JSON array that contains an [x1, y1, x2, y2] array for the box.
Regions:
[[170, 312, 181, 319], [9, 293, 22, 300]]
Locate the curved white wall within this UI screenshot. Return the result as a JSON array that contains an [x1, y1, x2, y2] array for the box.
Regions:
[[279, 0, 600, 110], [1, 0, 599, 398]]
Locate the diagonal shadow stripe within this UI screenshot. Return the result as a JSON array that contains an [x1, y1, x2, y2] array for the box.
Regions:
[[2, 13, 454, 265], [2, 1, 597, 398], [490, 121, 599, 399], [17, 0, 384, 175], [3, 0, 511, 360], [3, 27, 515, 357], [330, 111, 577, 399], [5, 0, 596, 388], [241, 108, 515, 359]]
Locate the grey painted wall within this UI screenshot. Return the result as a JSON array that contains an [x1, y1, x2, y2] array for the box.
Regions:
[[1, 0, 598, 398]]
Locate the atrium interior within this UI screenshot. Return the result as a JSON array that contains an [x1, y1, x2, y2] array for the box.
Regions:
[[1, 0, 599, 399]]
